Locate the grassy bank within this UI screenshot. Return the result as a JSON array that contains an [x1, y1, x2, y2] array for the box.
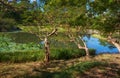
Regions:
[[92, 34, 107, 40], [0, 49, 95, 63]]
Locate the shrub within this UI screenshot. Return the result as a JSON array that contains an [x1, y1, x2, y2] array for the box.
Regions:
[[50, 48, 95, 60], [0, 18, 16, 32], [0, 48, 96, 63], [89, 49, 96, 56], [0, 51, 44, 63]]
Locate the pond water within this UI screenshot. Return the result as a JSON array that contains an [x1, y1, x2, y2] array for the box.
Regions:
[[83, 36, 119, 54]]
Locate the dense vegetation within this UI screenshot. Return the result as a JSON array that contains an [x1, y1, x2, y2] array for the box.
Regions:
[[0, 32, 95, 62]]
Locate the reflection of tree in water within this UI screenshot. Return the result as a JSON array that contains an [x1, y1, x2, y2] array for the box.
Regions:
[[85, 34, 91, 40], [99, 39, 108, 46], [108, 45, 116, 49]]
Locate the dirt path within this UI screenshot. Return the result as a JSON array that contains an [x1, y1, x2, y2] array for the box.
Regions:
[[0, 54, 120, 78]]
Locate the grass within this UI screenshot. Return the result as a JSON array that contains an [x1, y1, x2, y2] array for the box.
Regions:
[[50, 48, 95, 60], [0, 54, 120, 78], [0, 51, 44, 63], [56, 61, 107, 78], [0, 48, 95, 63], [0, 32, 40, 43], [92, 34, 107, 40]]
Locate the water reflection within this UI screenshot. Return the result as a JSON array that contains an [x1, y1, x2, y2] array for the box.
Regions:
[[83, 36, 119, 54]]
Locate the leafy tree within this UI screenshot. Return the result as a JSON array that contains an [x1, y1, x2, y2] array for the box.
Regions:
[[43, 0, 91, 57], [89, 0, 120, 52]]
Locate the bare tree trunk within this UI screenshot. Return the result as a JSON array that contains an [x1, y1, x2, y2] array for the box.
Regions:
[[79, 36, 89, 57], [108, 35, 120, 53], [44, 37, 50, 63], [68, 34, 90, 57], [66, 27, 89, 57], [84, 44, 89, 56], [110, 40, 120, 53], [43, 28, 57, 63]]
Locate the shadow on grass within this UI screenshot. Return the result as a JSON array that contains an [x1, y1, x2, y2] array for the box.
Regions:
[[14, 61, 106, 78], [14, 70, 71, 78], [81, 62, 120, 78], [3, 60, 120, 78]]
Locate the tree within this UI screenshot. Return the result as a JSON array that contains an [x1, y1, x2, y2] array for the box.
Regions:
[[43, 0, 90, 57], [20, 8, 59, 63], [89, 0, 120, 52]]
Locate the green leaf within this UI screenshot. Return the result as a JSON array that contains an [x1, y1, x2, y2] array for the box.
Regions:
[[109, 0, 113, 3]]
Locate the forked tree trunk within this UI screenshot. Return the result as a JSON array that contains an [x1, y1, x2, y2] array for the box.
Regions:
[[43, 28, 57, 63], [44, 37, 50, 63], [77, 41, 89, 57], [67, 27, 89, 57]]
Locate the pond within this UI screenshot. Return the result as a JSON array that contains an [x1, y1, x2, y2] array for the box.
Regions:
[[83, 35, 119, 54]]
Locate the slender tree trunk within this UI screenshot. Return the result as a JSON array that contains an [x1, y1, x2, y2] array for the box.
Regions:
[[83, 40, 89, 56], [77, 42, 89, 57], [79, 36, 89, 56], [84, 46, 89, 56], [110, 40, 120, 53], [108, 35, 120, 53], [44, 37, 50, 63]]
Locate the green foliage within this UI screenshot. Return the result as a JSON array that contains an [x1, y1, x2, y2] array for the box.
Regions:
[[0, 32, 96, 63], [69, 14, 88, 27], [51, 48, 95, 60], [21, 10, 45, 26], [88, 0, 120, 34], [48, 61, 107, 78], [0, 48, 95, 63], [66, 61, 106, 73], [45, 0, 86, 7], [0, 36, 41, 52], [0, 17, 16, 32], [0, 36, 95, 62], [50, 49, 85, 60], [0, 36, 43, 63], [0, 51, 44, 63]]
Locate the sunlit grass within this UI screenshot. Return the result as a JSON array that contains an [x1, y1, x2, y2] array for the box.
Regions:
[[92, 34, 107, 40]]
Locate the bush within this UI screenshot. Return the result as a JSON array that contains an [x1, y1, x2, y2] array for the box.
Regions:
[[0, 48, 96, 63], [0, 51, 44, 63], [0, 18, 16, 32], [50, 48, 95, 60], [89, 49, 96, 56], [0, 36, 41, 52]]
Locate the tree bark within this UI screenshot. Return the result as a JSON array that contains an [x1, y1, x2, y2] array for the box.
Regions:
[[79, 36, 89, 56], [108, 35, 120, 53], [110, 40, 120, 53], [44, 37, 50, 63]]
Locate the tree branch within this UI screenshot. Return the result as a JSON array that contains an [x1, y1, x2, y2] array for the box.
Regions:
[[47, 28, 57, 37]]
